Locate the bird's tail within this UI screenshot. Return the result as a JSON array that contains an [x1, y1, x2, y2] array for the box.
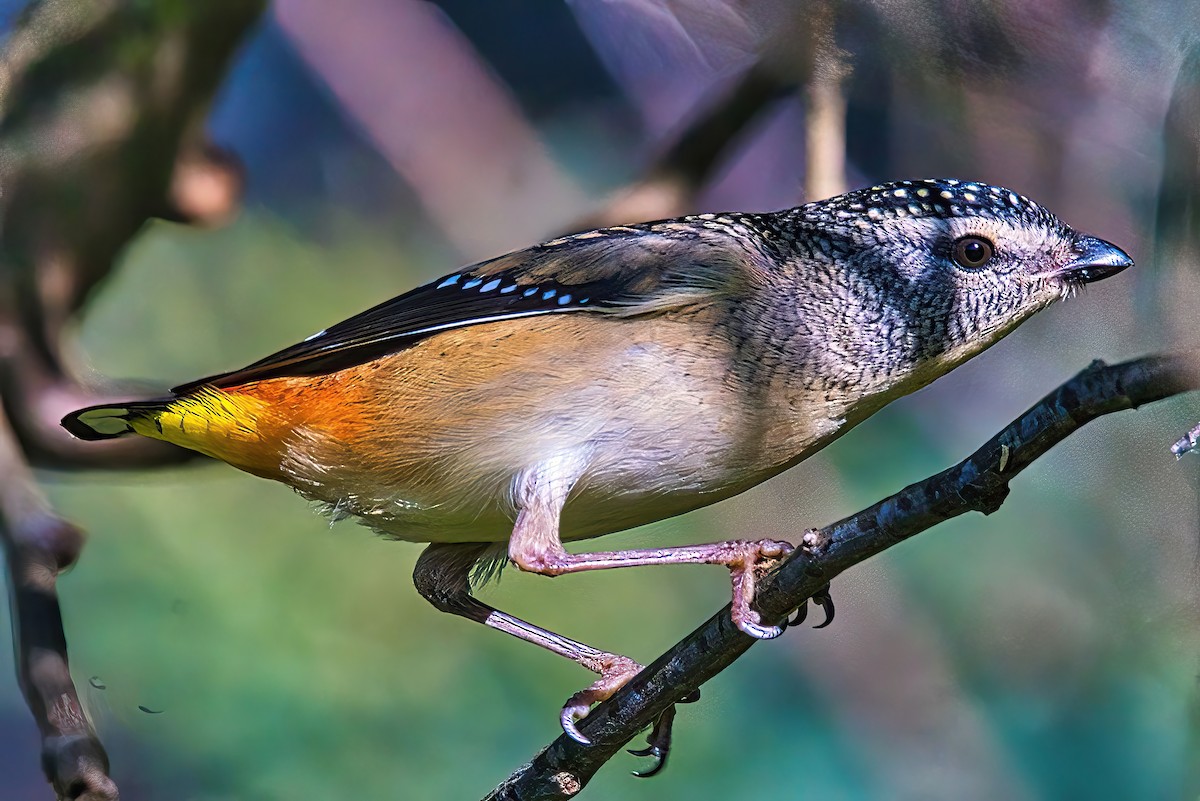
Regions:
[[61, 399, 175, 441], [62, 387, 276, 472]]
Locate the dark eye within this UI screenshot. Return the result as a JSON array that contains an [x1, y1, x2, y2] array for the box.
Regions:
[[952, 236, 994, 269]]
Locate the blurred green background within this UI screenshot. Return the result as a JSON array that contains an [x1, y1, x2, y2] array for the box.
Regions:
[[2, 1, 1199, 799]]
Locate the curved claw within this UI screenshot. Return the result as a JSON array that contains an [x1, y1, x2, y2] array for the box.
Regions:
[[679, 688, 700, 704], [560, 702, 592, 745], [812, 586, 835, 629], [739, 618, 784, 639], [629, 702, 678, 778], [784, 585, 835, 630], [559, 655, 645, 745], [629, 745, 667, 778], [786, 600, 808, 629]]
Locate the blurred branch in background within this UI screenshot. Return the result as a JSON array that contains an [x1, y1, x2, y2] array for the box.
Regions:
[[576, 56, 797, 230], [487, 354, 1200, 801], [275, 0, 589, 258], [802, 0, 847, 201], [579, 0, 851, 229], [0, 1, 265, 797], [0, 403, 111, 800]]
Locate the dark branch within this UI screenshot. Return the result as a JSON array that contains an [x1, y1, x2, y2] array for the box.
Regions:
[[484, 353, 1200, 800]]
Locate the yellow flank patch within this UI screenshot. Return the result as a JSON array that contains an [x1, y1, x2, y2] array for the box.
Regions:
[[130, 388, 271, 463]]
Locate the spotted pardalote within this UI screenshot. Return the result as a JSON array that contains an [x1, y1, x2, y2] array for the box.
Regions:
[[63, 178, 1132, 764]]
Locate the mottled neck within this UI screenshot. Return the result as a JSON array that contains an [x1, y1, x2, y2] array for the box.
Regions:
[[729, 239, 1017, 456]]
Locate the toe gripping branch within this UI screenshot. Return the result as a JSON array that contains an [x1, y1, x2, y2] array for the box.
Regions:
[[783, 584, 835, 630], [625, 577, 834, 778], [627, 688, 701, 778]]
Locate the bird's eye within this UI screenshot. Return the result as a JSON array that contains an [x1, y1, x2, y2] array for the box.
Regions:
[[952, 236, 994, 269]]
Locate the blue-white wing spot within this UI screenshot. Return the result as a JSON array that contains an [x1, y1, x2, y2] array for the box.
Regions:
[[436, 275, 460, 289], [557, 294, 571, 305], [500, 284, 518, 294], [462, 277, 483, 289], [480, 279, 501, 292], [542, 289, 556, 300], [523, 288, 538, 297]]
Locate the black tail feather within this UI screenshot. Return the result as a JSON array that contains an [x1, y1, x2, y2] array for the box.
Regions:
[[61, 400, 171, 441]]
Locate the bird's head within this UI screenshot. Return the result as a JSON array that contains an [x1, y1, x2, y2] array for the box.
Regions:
[[785, 178, 1132, 387]]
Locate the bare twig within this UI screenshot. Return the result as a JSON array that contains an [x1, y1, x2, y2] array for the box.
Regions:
[[484, 353, 1200, 800]]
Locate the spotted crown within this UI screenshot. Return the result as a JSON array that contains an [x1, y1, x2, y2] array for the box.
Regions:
[[805, 179, 1060, 229]]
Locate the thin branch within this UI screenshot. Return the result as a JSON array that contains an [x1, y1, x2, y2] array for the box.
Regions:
[[484, 353, 1200, 800]]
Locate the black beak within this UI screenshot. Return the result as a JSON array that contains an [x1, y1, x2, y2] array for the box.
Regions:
[[1058, 236, 1133, 284]]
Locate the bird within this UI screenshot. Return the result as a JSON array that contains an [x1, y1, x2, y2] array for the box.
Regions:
[[62, 178, 1131, 766]]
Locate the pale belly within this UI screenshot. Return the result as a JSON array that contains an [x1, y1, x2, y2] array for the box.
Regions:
[[284, 378, 806, 545], [265, 315, 846, 545]]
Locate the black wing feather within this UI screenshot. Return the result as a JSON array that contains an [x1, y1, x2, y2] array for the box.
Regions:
[[174, 221, 755, 392]]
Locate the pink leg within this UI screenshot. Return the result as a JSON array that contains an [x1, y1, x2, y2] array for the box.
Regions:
[[412, 542, 674, 751], [510, 538, 794, 639], [499, 455, 795, 734], [508, 455, 794, 638]]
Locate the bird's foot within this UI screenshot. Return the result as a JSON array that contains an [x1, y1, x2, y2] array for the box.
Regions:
[[784, 583, 835, 630], [560, 654, 646, 744], [627, 688, 700, 778], [727, 538, 793, 639]]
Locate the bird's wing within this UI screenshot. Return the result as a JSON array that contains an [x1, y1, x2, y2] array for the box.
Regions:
[[175, 220, 762, 391]]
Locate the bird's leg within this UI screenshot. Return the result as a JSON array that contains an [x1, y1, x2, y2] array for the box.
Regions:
[[509, 455, 794, 636], [512, 537, 793, 638], [510, 507, 793, 641], [412, 541, 686, 759], [509, 458, 793, 639]]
